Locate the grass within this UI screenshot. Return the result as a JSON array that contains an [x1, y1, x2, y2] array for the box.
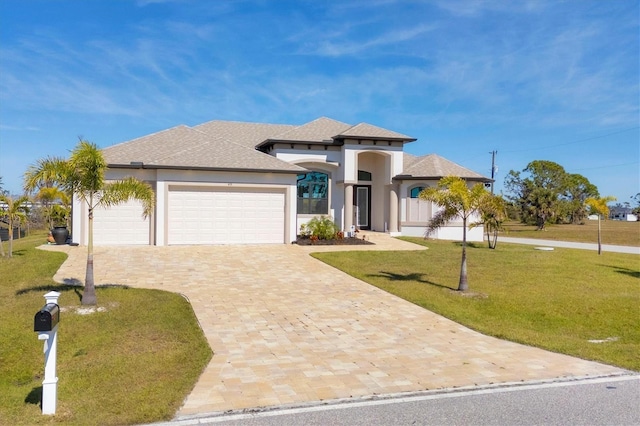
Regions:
[[0, 232, 212, 425], [312, 238, 640, 372], [502, 219, 640, 246]]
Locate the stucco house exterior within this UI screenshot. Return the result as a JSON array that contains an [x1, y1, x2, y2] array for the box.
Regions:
[[71, 117, 491, 246]]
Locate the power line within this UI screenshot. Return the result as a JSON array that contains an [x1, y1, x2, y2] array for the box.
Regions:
[[501, 126, 639, 154], [568, 161, 639, 172], [457, 126, 638, 165]]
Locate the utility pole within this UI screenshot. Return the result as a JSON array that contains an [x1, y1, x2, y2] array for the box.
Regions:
[[490, 150, 497, 194]]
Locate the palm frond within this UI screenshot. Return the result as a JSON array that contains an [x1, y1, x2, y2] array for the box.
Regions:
[[101, 177, 155, 218], [23, 156, 69, 193]]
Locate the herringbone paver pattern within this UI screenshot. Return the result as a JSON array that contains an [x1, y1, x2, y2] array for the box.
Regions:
[[43, 234, 627, 416]]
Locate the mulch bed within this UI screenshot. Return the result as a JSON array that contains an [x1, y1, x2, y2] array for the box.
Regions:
[[295, 236, 375, 246]]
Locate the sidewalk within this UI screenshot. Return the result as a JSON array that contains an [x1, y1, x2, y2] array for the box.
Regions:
[[500, 237, 640, 254]]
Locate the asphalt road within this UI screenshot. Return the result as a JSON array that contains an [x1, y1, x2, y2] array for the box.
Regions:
[[499, 237, 640, 254], [170, 375, 640, 426]]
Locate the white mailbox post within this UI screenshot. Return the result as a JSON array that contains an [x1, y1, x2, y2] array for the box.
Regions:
[[34, 291, 61, 415]]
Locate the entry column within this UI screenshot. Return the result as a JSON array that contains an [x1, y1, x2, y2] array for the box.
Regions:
[[344, 184, 353, 232], [388, 184, 399, 234]]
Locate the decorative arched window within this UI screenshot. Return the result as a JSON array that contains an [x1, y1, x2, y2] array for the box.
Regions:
[[297, 171, 329, 214], [410, 187, 425, 198]]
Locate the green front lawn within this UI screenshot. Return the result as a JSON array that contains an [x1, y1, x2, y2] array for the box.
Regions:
[[502, 220, 640, 246], [0, 233, 212, 425], [313, 238, 640, 371]]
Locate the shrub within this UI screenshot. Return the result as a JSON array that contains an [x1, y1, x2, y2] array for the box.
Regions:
[[305, 216, 340, 240]]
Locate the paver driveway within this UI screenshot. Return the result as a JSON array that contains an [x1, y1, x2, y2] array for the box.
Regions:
[[46, 234, 627, 417]]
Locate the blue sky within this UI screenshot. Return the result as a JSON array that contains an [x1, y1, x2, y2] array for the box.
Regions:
[[1, 0, 638, 203]]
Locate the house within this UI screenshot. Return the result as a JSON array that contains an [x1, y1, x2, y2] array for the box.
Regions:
[[71, 117, 491, 246], [609, 206, 638, 222]]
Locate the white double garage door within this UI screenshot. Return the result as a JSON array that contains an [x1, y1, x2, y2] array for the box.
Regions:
[[93, 187, 286, 245]]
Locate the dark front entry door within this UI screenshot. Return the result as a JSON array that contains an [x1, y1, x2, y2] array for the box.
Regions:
[[354, 185, 371, 230]]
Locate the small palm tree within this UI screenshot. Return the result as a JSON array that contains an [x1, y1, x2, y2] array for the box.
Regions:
[[0, 194, 29, 258], [473, 193, 508, 249], [585, 196, 616, 255], [34, 186, 70, 229], [24, 140, 155, 305], [419, 176, 488, 291]]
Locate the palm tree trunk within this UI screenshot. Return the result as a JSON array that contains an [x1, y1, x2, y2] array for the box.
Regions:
[[458, 218, 469, 291], [597, 214, 602, 255], [82, 204, 97, 305], [8, 220, 13, 258]]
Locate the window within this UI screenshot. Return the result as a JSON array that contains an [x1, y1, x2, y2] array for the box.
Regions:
[[358, 170, 372, 181], [410, 186, 425, 198], [297, 171, 328, 214]]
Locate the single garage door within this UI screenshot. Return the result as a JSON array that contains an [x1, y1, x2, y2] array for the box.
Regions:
[[168, 187, 285, 245], [93, 200, 150, 245]]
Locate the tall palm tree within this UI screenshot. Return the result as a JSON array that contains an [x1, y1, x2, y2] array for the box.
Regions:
[[0, 194, 29, 258], [24, 140, 155, 305], [419, 176, 488, 291], [585, 195, 616, 255]]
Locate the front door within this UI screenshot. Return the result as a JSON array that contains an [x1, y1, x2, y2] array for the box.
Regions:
[[354, 185, 371, 230]]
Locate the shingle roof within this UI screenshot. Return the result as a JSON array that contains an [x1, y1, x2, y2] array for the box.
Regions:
[[103, 125, 305, 172], [400, 153, 490, 181], [193, 120, 295, 148], [338, 123, 416, 141], [104, 117, 420, 173], [267, 117, 352, 143]]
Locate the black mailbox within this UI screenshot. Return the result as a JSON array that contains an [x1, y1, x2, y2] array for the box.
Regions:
[[34, 303, 60, 332]]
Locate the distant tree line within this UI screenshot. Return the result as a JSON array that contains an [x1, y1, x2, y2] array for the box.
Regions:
[[504, 160, 600, 229]]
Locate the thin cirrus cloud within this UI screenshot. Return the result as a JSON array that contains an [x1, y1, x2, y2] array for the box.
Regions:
[[0, 0, 637, 199], [306, 24, 436, 57]]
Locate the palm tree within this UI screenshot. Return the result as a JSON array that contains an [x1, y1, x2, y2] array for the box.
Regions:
[[419, 176, 488, 291], [0, 194, 29, 258], [585, 195, 616, 255], [31, 186, 70, 229], [473, 193, 508, 249], [24, 140, 155, 305], [24, 156, 71, 228]]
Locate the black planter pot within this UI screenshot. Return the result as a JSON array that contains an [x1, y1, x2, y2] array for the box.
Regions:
[[51, 227, 69, 245]]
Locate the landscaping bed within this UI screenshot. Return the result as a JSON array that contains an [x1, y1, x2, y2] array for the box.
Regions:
[[295, 236, 375, 246]]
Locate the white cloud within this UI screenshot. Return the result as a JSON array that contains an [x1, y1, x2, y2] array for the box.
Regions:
[[309, 24, 436, 57]]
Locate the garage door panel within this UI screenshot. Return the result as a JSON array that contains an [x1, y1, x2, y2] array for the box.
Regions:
[[168, 188, 285, 245], [93, 200, 150, 245]]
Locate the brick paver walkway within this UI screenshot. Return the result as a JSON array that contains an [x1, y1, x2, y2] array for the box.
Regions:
[[43, 233, 628, 418]]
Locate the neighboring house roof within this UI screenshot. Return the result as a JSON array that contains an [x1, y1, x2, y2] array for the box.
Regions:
[[399, 153, 491, 181], [103, 125, 305, 173], [609, 206, 634, 215]]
